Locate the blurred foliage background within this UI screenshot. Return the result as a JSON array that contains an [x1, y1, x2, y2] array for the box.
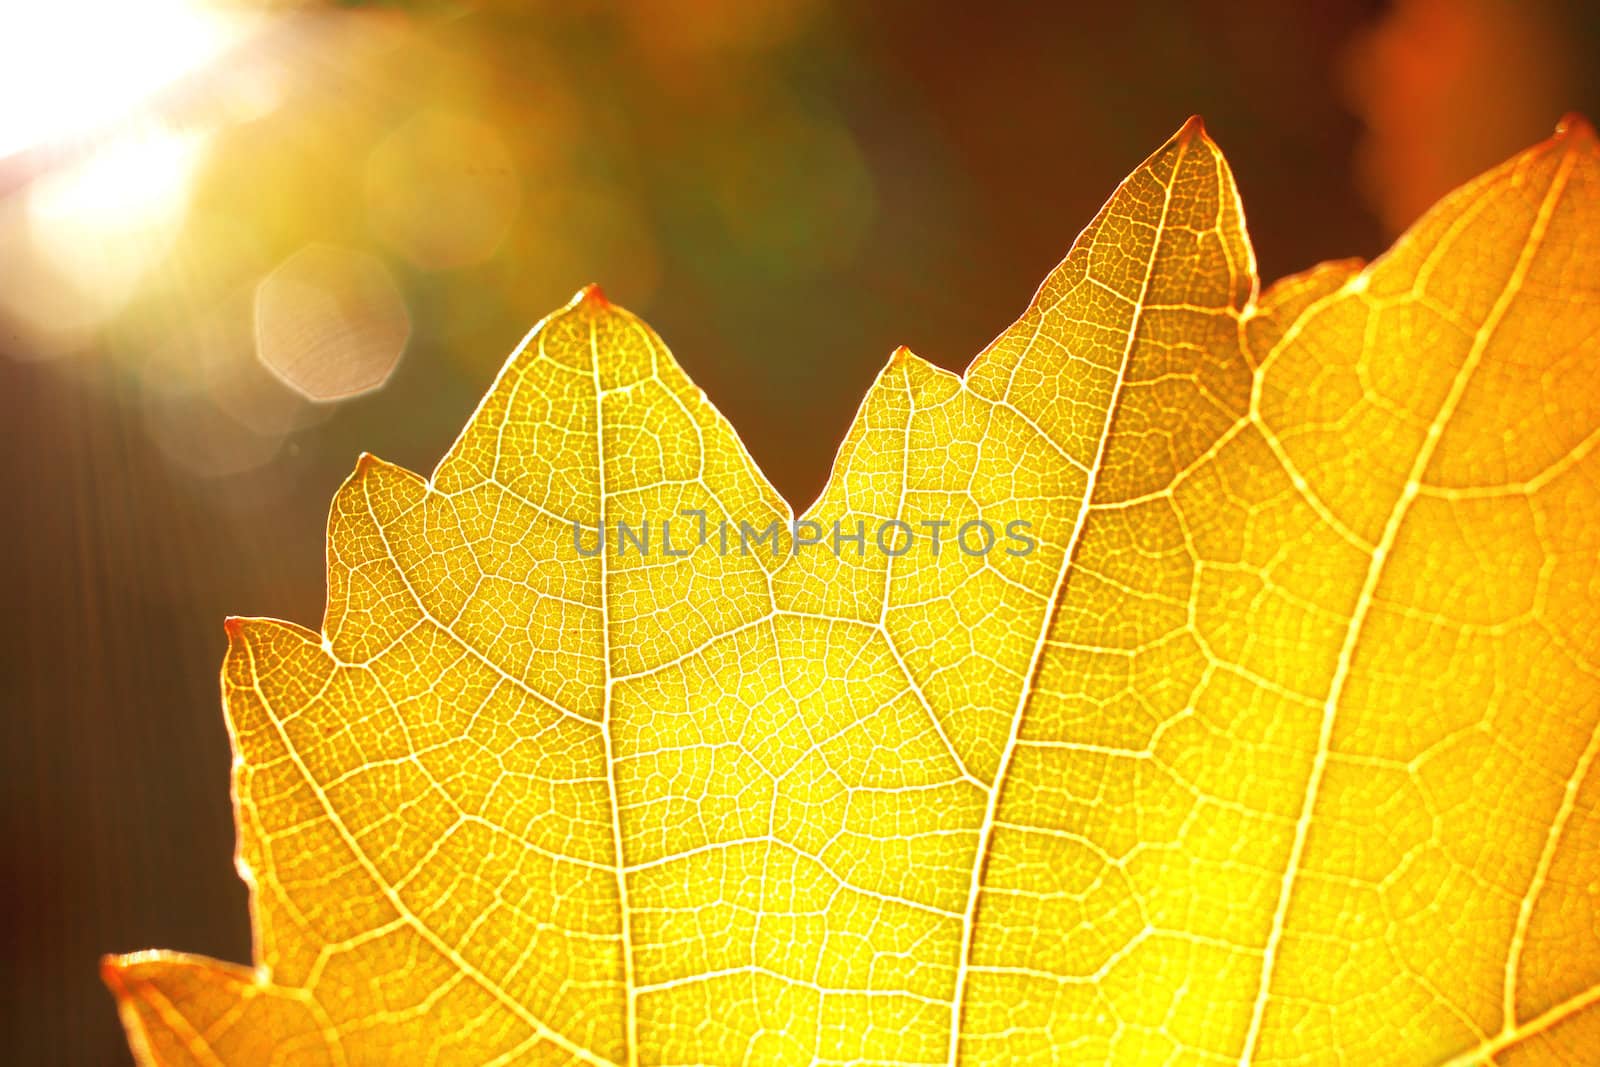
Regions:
[[3, 1, 1598, 1061]]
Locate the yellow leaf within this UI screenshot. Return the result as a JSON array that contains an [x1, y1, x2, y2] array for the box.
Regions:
[[103, 116, 1600, 1065]]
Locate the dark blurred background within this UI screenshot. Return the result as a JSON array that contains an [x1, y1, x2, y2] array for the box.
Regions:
[[3, 1, 1598, 1061]]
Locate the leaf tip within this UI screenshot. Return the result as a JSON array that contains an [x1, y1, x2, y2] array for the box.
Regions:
[[1554, 111, 1596, 145], [573, 283, 609, 309], [99, 952, 148, 1002], [223, 616, 245, 640], [100, 953, 126, 992], [1177, 114, 1208, 144]]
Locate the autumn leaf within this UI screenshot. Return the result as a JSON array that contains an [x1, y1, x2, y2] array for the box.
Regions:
[[103, 116, 1600, 1066]]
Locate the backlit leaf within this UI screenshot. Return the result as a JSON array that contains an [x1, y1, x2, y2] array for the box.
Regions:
[[104, 116, 1600, 1065]]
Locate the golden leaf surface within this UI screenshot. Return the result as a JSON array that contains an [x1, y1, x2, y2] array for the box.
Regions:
[[104, 118, 1600, 1066]]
